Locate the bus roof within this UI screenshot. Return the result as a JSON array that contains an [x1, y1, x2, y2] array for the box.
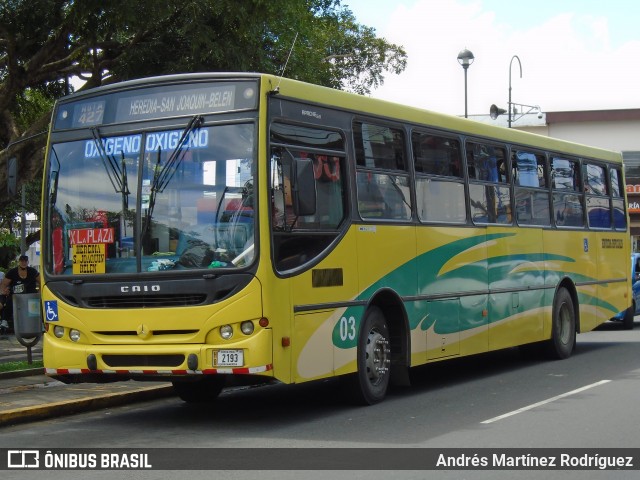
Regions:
[[59, 72, 621, 164], [265, 74, 622, 164]]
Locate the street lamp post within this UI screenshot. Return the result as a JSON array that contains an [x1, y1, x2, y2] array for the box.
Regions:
[[490, 55, 542, 127], [457, 49, 475, 118], [508, 55, 522, 128]]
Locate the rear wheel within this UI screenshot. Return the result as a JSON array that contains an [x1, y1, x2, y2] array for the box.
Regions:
[[346, 306, 391, 405], [545, 287, 576, 359], [172, 377, 225, 403]]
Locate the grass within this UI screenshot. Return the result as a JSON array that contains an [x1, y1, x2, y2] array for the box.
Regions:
[[0, 360, 44, 373]]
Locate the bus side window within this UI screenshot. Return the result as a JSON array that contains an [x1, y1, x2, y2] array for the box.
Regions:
[[467, 144, 497, 181], [584, 162, 611, 228], [610, 167, 627, 230], [412, 131, 466, 223], [353, 121, 406, 170], [354, 120, 411, 220], [466, 142, 511, 224], [583, 163, 607, 196], [412, 131, 463, 178], [356, 172, 384, 218], [513, 150, 550, 226], [551, 157, 584, 227]]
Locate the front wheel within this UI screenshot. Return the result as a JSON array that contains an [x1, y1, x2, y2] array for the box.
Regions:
[[345, 306, 391, 405], [545, 287, 576, 359]]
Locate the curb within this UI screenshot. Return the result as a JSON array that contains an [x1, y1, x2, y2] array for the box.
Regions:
[[0, 367, 45, 380], [0, 384, 175, 427]]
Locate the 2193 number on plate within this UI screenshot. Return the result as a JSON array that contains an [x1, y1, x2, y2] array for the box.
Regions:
[[214, 349, 243, 367]]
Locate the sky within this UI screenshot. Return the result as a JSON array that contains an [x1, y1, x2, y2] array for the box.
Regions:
[[343, 0, 640, 116]]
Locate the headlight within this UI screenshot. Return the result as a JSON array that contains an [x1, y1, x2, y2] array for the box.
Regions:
[[220, 324, 233, 339], [69, 329, 81, 342], [240, 321, 254, 335], [54, 325, 64, 338]]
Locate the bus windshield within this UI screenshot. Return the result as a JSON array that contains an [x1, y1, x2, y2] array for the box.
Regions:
[[45, 122, 256, 276]]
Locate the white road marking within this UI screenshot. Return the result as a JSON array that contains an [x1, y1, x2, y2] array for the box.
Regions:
[[480, 379, 611, 424]]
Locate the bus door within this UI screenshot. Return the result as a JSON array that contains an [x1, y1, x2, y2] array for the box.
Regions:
[[267, 133, 355, 383]]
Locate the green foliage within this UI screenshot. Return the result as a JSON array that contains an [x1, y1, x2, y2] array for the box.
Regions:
[[95, 0, 406, 94], [0, 229, 20, 269], [0, 0, 407, 223], [0, 229, 19, 248], [13, 89, 57, 132], [0, 360, 44, 372], [0, 177, 41, 229]]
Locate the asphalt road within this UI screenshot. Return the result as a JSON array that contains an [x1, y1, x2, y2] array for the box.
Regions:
[[1, 320, 639, 480]]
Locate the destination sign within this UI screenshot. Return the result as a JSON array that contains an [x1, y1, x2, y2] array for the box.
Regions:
[[72, 243, 106, 274], [83, 129, 209, 159], [116, 85, 236, 122], [68, 228, 115, 245], [53, 80, 258, 130], [72, 100, 105, 127]]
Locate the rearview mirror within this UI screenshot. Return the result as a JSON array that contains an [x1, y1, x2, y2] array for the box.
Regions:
[[291, 157, 316, 216]]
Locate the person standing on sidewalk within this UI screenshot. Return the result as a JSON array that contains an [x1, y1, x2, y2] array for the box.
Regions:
[[1, 255, 40, 334]]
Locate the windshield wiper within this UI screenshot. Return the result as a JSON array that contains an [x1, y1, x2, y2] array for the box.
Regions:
[[91, 127, 131, 236], [144, 115, 204, 237], [152, 115, 204, 194], [90, 127, 130, 199]]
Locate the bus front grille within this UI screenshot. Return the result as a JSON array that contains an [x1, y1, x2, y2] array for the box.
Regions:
[[102, 354, 185, 368], [86, 294, 207, 308], [93, 330, 199, 336]]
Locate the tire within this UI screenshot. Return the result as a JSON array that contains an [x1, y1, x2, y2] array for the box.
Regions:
[[172, 376, 225, 403], [545, 287, 576, 359], [622, 304, 635, 330], [346, 306, 391, 405]]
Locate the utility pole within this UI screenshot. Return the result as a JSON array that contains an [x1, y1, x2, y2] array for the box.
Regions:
[[21, 184, 27, 254]]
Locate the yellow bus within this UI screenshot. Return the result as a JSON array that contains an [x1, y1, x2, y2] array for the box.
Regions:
[[41, 73, 631, 404]]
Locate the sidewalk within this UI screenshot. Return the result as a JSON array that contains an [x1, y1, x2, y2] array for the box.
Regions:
[[0, 335, 175, 427]]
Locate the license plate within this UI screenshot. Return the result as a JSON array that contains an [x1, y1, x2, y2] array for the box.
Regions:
[[214, 349, 244, 367]]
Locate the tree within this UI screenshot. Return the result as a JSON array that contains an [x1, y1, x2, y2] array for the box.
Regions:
[[0, 0, 406, 223], [0, 228, 20, 270], [0, 87, 51, 233]]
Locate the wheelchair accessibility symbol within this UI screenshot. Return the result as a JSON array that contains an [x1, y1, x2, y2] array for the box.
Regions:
[[44, 301, 59, 321]]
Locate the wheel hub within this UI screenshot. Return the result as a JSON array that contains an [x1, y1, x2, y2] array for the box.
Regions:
[[365, 329, 390, 385]]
